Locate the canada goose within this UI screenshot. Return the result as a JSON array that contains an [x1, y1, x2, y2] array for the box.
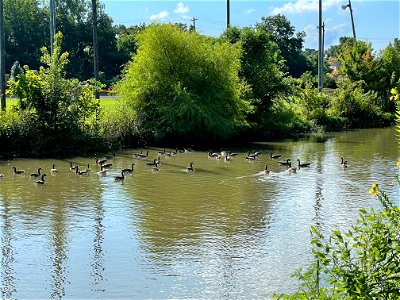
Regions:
[[151, 163, 160, 172], [122, 163, 135, 173], [341, 157, 348, 168], [224, 155, 231, 162], [287, 162, 297, 173], [69, 162, 77, 171], [164, 149, 176, 157], [245, 151, 257, 160], [137, 151, 149, 159], [187, 162, 194, 172], [270, 152, 281, 159], [176, 148, 185, 154], [101, 162, 113, 169], [245, 155, 256, 161], [76, 166, 89, 175], [0, 172, 4, 178], [146, 159, 158, 166], [297, 159, 311, 168], [278, 159, 291, 166], [97, 165, 107, 176], [50, 164, 57, 173], [29, 168, 42, 177], [208, 150, 220, 158], [114, 171, 125, 182], [13, 167, 25, 175], [35, 174, 46, 184], [133, 150, 143, 158], [228, 150, 239, 157], [96, 157, 107, 165], [263, 164, 270, 174]]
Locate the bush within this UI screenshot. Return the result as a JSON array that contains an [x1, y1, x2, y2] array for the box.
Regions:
[[115, 24, 251, 143], [328, 80, 387, 128], [3, 32, 103, 156]]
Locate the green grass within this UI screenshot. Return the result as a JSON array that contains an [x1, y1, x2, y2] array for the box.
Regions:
[[6, 97, 18, 108], [5, 96, 121, 109], [99, 96, 120, 109]]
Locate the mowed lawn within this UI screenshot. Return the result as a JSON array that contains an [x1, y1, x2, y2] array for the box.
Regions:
[[6, 96, 120, 110]]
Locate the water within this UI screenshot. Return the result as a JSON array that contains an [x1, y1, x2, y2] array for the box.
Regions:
[[0, 127, 398, 299]]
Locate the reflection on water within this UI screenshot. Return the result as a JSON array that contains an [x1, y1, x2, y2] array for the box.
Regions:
[[90, 199, 105, 292], [0, 127, 398, 298], [1, 196, 16, 299]]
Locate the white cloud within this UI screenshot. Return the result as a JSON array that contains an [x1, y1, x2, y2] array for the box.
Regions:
[[244, 8, 256, 14], [303, 21, 347, 49], [174, 2, 189, 14], [271, 0, 342, 15], [150, 11, 169, 21]]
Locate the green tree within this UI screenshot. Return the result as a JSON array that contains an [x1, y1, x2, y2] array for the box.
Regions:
[[256, 14, 309, 78], [58, 1, 123, 82], [115, 24, 250, 142], [7, 32, 100, 153], [116, 23, 148, 62], [378, 39, 400, 111], [4, 0, 48, 71], [221, 26, 287, 134]]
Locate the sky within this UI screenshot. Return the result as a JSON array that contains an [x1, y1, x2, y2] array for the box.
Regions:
[[102, 0, 399, 52]]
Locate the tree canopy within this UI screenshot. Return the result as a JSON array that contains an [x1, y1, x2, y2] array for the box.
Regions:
[[116, 24, 250, 142], [256, 14, 310, 78]]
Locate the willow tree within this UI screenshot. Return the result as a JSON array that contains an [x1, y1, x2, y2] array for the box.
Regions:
[[116, 23, 250, 142]]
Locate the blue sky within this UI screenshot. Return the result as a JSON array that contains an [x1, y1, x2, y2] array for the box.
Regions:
[[102, 0, 399, 52]]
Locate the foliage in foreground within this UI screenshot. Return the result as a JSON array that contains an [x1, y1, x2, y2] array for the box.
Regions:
[[276, 183, 400, 299]]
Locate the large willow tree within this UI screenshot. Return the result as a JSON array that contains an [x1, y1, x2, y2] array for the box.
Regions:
[[116, 23, 250, 142]]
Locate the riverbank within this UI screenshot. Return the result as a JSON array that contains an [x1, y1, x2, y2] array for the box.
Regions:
[[0, 95, 395, 159]]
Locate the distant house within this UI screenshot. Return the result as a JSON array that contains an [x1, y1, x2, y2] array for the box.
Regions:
[[327, 57, 340, 79]]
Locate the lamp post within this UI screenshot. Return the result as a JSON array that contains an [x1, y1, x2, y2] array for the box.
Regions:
[[342, 0, 356, 39]]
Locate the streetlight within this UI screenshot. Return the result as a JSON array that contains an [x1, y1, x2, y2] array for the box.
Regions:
[[342, 0, 356, 39]]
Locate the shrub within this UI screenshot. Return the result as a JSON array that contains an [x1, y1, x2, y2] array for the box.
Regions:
[[328, 80, 386, 127]]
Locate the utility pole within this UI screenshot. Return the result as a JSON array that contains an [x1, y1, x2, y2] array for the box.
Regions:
[[322, 22, 325, 57], [49, 0, 56, 54], [92, 0, 99, 100], [226, 0, 230, 28], [191, 17, 198, 31], [342, 0, 356, 39], [318, 0, 323, 93], [0, 0, 5, 111]]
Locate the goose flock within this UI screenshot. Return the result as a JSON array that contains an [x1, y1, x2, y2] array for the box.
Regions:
[[0, 148, 349, 185]]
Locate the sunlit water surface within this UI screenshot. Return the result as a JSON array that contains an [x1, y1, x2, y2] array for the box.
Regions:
[[0, 127, 399, 299]]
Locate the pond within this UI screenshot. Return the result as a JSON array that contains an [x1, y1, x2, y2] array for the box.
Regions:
[[0, 127, 398, 299]]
